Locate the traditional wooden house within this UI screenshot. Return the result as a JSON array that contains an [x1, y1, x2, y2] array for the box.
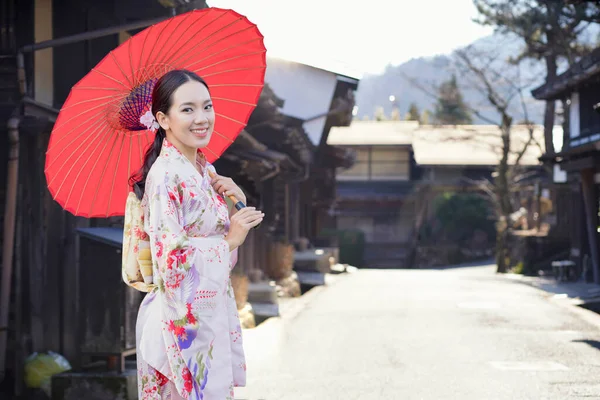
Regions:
[[328, 121, 548, 268], [532, 46, 600, 284], [258, 56, 360, 244]]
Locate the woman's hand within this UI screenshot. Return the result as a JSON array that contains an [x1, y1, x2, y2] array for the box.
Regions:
[[210, 173, 247, 206], [225, 207, 264, 251]]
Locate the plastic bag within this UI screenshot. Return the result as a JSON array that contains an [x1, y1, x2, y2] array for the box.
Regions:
[[24, 351, 72, 396]]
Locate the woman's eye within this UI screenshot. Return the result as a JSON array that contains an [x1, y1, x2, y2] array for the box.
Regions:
[[205, 104, 213, 110], [182, 108, 193, 112]]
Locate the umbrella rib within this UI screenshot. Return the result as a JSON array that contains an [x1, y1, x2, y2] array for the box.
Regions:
[[126, 36, 137, 87], [211, 97, 257, 107], [168, 16, 245, 67], [209, 83, 264, 88], [137, 24, 154, 85], [179, 36, 261, 71], [59, 93, 124, 111], [110, 51, 134, 88], [60, 124, 113, 206], [51, 96, 120, 133], [200, 66, 265, 79], [193, 51, 266, 73], [151, 11, 203, 69], [88, 130, 121, 217], [74, 126, 118, 215], [91, 67, 129, 90], [46, 111, 111, 169], [73, 87, 122, 91], [47, 122, 111, 187], [212, 130, 234, 144], [214, 113, 246, 127], [106, 132, 127, 216], [142, 11, 179, 78], [203, 146, 220, 160], [174, 26, 257, 68]]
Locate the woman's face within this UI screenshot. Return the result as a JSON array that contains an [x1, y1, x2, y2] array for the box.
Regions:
[[157, 80, 215, 151]]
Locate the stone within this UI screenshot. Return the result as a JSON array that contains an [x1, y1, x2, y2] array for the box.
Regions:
[[275, 271, 301, 298], [296, 271, 326, 286], [238, 303, 256, 329], [247, 281, 278, 304], [294, 250, 331, 274]]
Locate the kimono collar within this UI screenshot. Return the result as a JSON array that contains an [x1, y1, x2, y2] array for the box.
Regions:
[[160, 138, 207, 176]]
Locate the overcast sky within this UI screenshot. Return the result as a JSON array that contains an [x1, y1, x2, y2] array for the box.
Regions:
[[208, 0, 494, 76]]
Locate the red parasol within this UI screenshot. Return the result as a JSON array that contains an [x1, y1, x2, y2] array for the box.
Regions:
[[45, 7, 266, 218]]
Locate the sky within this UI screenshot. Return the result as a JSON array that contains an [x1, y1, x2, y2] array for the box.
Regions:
[[208, 0, 495, 77]]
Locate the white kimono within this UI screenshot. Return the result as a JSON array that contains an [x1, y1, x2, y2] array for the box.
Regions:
[[133, 138, 245, 400]]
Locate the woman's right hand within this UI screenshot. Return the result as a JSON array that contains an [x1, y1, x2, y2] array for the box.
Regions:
[[225, 207, 264, 251]]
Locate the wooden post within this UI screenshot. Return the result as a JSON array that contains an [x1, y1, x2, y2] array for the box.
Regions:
[[580, 169, 600, 284], [0, 116, 20, 381]]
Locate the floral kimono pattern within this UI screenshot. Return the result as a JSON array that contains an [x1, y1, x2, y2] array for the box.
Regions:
[[134, 139, 245, 400]]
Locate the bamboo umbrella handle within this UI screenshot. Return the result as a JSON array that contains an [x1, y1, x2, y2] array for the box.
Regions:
[[207, 169, 247, 211]]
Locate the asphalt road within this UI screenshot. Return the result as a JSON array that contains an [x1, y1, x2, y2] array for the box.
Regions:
[[235, 264, 600, 400]]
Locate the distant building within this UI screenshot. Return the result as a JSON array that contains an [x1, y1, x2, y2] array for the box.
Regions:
[[328, 121, 547, 268]]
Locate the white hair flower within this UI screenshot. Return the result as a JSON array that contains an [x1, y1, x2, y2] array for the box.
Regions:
[[140, 110, 160, 131]]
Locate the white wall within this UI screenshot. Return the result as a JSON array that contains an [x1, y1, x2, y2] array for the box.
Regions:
[[569, 91, 580, 139], [34, 0, 53, 105], [265, 58, 338, 145]]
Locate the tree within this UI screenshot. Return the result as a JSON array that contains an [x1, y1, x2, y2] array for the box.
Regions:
[[452, 45, 542, 273], [391, 107, 401, 121], [433, 75, 472, 125], [400, 43, 544, 273], [405, 102, 421, 122], [474, 0, 600, 154], [374, 106, 387, 121], [421, 109, 431, 124]]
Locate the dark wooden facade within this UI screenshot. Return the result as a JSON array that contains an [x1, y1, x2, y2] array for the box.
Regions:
[[532, 47, 600, 283]]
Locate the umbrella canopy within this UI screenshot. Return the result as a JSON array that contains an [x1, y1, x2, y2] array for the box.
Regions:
[[45, 7, 266, 218]]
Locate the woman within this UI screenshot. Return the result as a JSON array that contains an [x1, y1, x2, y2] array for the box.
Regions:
[[128, 69, 264, 400]]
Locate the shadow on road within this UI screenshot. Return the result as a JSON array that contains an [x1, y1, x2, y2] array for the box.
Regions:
[[421, 257, 496, 271], [572, 339, 600, 352]]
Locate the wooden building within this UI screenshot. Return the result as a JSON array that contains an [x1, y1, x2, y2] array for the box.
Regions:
[[532, 46, 600, 284]]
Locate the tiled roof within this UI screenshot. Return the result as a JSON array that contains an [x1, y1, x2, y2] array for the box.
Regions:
[[327, 121, 545, 166], [532, 46, 600, 100], [328, 121, 417, 145]]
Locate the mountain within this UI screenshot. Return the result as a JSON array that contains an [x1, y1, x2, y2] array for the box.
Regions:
[[354, 33, 550, 125]]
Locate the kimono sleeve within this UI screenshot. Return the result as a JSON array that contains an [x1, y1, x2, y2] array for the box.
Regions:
[[144, 175, 231, 300]]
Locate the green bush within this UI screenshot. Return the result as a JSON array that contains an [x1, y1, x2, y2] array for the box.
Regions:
[[424, 192, 496, 245], [319, 228, 365, 267]]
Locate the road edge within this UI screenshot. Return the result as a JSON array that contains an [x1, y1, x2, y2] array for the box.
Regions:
[[504, 273, 600, 330]]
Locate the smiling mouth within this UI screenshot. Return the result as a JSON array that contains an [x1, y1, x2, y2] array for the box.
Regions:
[[191, 128, 208, 137]]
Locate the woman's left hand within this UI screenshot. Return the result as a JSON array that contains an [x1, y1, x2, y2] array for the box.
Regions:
[[210, 174, 247, 205]]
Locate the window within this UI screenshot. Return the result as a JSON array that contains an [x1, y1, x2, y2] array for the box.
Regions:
[[337, 146, 410, 181]]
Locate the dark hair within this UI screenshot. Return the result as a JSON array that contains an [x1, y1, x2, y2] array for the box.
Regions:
[[130, 69, 209, 200]]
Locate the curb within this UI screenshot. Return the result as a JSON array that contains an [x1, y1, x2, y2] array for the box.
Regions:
[[504, 273, 600, 331]]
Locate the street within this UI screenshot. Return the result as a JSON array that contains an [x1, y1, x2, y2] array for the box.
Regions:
[[235, 264, 600, 400]]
